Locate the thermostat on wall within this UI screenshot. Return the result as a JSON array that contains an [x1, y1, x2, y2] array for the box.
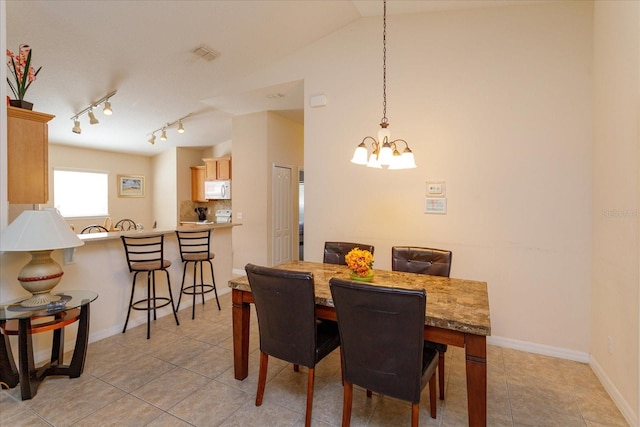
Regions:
[[425, 198, 447, 214]]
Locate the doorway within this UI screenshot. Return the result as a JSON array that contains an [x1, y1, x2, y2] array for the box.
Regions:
[[298, 169, 304, 260], [272, 165, 293, 265]]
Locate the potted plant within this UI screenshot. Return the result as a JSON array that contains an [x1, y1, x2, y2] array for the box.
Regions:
[[6, 44, 42, 110]]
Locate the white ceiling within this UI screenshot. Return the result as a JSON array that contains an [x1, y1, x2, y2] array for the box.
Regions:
[[5, 0, 540, 156]]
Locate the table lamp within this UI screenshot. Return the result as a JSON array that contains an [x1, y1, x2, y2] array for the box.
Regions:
[[0, 209, 84, 307]]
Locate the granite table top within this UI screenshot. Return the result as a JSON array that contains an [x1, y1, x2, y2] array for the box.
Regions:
[[228, 260, 491, 337]]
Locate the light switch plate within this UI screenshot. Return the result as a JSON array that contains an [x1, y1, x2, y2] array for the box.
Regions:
[[426, 181, 446, 196]]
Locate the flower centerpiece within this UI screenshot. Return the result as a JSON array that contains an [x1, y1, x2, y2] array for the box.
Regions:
[[345, 247, 374, 282], [6, 44, 42, 109]]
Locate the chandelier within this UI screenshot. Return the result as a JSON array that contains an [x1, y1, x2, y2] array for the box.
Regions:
[[351, 0, 416, 170]]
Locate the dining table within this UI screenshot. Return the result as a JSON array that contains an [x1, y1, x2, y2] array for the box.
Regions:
[[228, 260, 491, 427]]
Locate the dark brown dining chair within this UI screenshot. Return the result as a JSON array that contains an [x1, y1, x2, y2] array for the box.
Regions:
[[323, 241, 375, 265], [245, 263, 341, 427], [175, 229, 220, 319], [329, 278, 438, 426], [114, 218, 137, 231], [80, 225, 109, 234], [121, 234, 180, 339], [392, 246, 452, 400]]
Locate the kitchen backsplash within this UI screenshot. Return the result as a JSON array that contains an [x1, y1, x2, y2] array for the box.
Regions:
[[179, 199, 232, 222]]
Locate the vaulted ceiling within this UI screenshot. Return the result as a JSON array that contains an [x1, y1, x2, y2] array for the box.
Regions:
[[5, 1, 539, 156]]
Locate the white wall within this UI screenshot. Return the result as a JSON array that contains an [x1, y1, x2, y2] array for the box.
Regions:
[[232, 0, 599, 355], [232, 111, 303, 269], [592, 1, 640, 424], [152, 148, 178, 228], [301, 2, 592, 351]]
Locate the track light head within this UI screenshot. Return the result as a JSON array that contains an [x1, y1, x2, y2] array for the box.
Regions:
[[88, 109, 99, 125], [178, 121, 185, 134], [160, 128, 167, 141], [72, 119, 82, 134], [148, 133, 156, 145], [103, 100, 112, 116]]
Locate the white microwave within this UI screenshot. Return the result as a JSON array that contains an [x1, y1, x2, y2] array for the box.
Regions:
[[204, 180, 231, 200]]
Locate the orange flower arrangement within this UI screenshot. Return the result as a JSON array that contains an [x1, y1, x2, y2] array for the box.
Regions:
[[345, 247, 374, 277]]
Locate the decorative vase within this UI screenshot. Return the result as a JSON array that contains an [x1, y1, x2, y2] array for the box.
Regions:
[[350, 270, 374, 282], [9, 99, 33, 110]]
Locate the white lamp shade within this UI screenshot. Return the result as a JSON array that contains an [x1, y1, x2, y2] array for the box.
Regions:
[[0, 209, 84, 252], [401, 151, 417, 169], [378, 144, 393, 165], [366, 153, 382, 168], [388, 152, 404, 170], [351, 145, 369, 165]]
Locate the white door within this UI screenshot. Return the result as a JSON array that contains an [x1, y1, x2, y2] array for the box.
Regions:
[[272, 165, 292, 265]]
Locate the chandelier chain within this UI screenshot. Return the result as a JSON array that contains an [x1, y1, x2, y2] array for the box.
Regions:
[[381, 0, 387, 124]]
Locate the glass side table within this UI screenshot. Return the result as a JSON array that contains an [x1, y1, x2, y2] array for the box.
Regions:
[[0, 290, 98, 400]]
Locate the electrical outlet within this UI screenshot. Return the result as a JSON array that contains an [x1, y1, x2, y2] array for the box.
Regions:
[[608, 336, 614, 354]]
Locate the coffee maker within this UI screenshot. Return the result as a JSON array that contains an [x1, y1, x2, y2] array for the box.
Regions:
[[195, 206, 208, 221]]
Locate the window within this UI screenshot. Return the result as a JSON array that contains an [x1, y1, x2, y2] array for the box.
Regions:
[[53, 169, 108, 217]]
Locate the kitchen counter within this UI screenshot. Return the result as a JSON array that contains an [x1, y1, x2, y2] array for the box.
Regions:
[[78, 222, 241, 243], [1, 222, 239, 362]]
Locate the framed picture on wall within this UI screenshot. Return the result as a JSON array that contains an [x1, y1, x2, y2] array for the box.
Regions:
[[117, 175, 145, 197]]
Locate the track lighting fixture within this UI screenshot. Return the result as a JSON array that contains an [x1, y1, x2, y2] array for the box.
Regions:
[[88, 109, 99, 125], [69, 90, 117, 134], [103, 100, 112, 116], [147, 113, 192, 144], [72, 119, 82, 134]]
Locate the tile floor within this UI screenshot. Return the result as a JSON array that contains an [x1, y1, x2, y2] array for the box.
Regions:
[[0, 291, 629, 426]]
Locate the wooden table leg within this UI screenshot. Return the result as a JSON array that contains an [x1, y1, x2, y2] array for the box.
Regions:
[[465, 334, 487, 427], [232, 289, 250, 380]]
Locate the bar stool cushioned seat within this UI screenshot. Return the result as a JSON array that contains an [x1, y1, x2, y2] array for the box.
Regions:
[[175, 229, 220, 319], [121, 234, 179, 339]]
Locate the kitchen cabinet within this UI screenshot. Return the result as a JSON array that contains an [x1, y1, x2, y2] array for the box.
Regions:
[[7, 106, 55, 204], [190, 166, 206, 202], [203, 157, 232, 180]]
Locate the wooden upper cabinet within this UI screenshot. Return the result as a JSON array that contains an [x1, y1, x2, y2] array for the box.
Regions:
[[7, 106, 55, 204], [190, 166, 206, 202], [203, 157, 232, 180]]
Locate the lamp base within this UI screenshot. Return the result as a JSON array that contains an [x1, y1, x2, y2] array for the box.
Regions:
[[20, 292, 61, 308], [17, 249, 64, 308]]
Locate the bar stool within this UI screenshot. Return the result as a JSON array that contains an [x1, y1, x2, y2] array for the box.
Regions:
[[175, 229, 220, 319], [121, 234, 179, 339]]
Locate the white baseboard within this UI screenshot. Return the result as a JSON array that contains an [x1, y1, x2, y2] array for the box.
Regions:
[[489, 335, 636, 427], [488, 335, 590, 362], [589, 356, 637, 427]]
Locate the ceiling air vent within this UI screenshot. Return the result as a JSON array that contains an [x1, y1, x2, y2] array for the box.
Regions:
[[192, 45, 220, 62]]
